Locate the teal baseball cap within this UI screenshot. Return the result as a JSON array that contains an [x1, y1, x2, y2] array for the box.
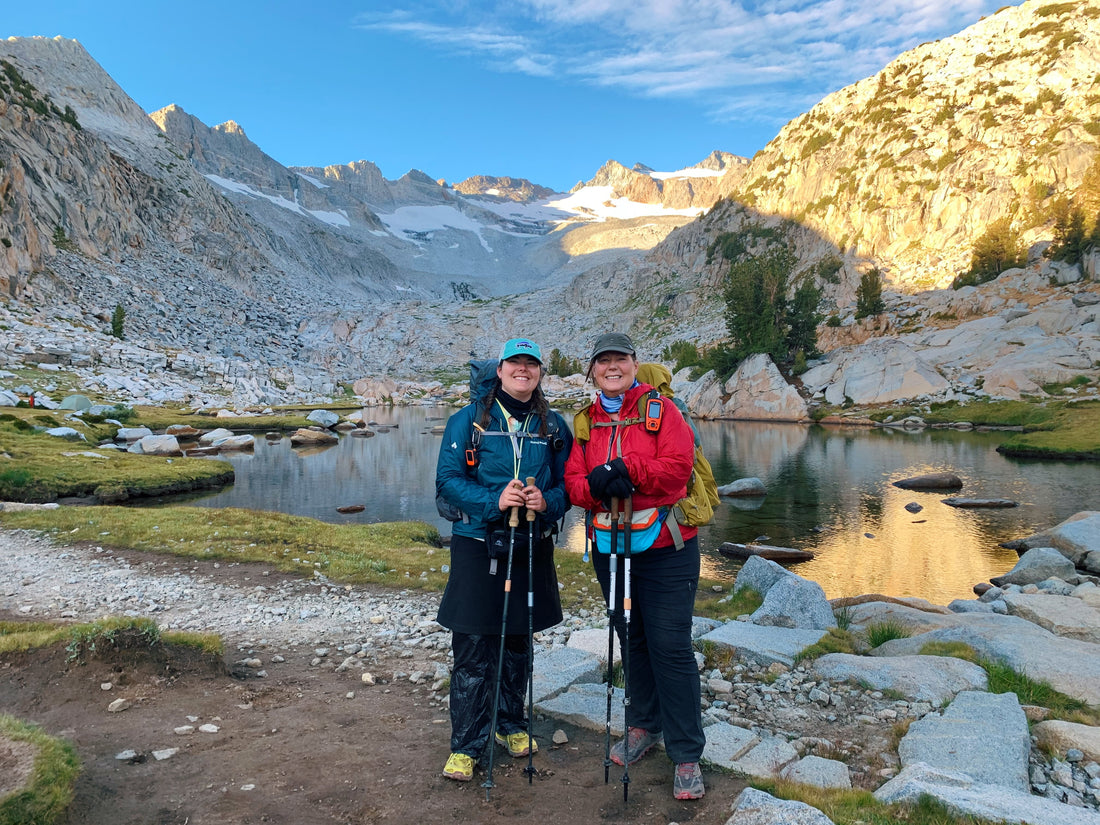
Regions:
[[499, 338, 543, 363]]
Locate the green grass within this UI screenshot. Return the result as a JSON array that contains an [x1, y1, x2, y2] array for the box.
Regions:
[[63, 616, 160, 662], [874, 399, 1056, 428], [161, 630, 224, 656], [0, 415, 234, 503], [0, 715, 80, 825], [0, 616, 223, 662], [696, 638, 737, 672], [865, 620, 911, 648], [0, 505, 446, 590], [0, 401, 332, 504], [747, 779, 1002, 824], [695, 584, 764, 621], [997, 400, 1100, 460], [919, 641, 1099, 723], [845, 399, 1100, 461], [794, 626, 860, 663], [129, 405, 314, 432], [0, 504, 746, 622]]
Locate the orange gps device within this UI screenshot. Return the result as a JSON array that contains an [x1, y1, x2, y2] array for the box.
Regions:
[[644, 397, 663, 432]]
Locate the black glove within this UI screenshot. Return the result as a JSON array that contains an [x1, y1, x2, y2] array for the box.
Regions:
[[587, 458, 633, 505]]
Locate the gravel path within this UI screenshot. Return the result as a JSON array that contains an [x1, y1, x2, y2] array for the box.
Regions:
[[0, 527, 446, 657]]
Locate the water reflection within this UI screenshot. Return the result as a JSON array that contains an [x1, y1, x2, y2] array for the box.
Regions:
[[691, 421, 1097, 604], [165, 408, 1100, 605]]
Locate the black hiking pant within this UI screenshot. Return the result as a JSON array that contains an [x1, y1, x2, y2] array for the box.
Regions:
[[449, 631, 529, 757], [592, 537, 704, 764]]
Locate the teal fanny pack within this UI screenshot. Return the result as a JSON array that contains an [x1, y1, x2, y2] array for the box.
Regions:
[[591, 507, 664, 554]]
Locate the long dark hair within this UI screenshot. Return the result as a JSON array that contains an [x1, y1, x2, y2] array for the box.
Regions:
[[478, 379, 552, 436]]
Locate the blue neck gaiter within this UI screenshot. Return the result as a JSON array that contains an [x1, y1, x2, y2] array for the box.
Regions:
[[598, 380, 639, 414]]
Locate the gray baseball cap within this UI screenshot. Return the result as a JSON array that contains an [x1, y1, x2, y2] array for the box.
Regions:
[[589, 332, 636, 360]]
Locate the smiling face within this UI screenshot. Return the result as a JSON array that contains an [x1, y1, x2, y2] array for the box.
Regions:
[[497, 355, 542, 402], [592, 351, 638, 398]]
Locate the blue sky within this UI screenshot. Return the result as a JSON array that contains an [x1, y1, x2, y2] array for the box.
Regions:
[[8, 0, 1008, 193]]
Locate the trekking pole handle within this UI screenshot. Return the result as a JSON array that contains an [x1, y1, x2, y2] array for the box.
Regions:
[[525, 476, 537, 521], [610, 497, 620, 522], [623, 495, 632, 521], [509, 506, 520, 528]]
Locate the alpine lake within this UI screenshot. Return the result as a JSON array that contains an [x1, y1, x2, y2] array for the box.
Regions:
[[146, 405, 1100, 606]]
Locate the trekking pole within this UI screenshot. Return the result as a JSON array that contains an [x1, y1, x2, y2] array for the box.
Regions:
[[524, 476, 537, 785], [603, 497, 620, 785], [620, 495, 633, 803], [582, 509, 591, 563], [483, 497, 521, 800]]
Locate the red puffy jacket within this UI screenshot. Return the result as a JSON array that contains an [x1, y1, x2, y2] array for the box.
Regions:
[[564, 382, 697, 548]]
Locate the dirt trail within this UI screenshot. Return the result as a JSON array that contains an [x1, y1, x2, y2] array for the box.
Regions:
[[1, 528, 750, 825]]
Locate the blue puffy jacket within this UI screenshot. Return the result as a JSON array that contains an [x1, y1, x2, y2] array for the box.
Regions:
[[435, 363, 572, 541]]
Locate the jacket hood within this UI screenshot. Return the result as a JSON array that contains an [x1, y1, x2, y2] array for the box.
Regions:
[[635, 362, 673, 397], [468, 359, 501, 406]]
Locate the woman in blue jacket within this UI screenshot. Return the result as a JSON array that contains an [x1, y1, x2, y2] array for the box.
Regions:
[[435, 338, 572, 782]]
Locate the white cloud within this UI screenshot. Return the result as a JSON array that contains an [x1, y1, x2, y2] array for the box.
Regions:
[[357, 1, 1006, 123]]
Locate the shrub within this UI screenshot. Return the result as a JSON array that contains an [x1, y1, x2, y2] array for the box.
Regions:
[[51, 225, 75, 251], [660, 340, 701, 373], [695, 344, 740, 383], [810, 255, 843, 284]]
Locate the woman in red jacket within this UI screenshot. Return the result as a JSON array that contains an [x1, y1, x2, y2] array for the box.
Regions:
[[563, 331, 706, 800]]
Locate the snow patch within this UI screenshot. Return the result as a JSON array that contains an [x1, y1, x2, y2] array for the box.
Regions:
[[206, 175, 350, 227], [377, 204, 494, 252], [297, 172, 329, 189], [649, 167, 725, 180]]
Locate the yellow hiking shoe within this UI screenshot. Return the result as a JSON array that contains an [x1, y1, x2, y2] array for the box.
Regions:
[[443, 752, 475, 781], [495, 731, 538, 758]]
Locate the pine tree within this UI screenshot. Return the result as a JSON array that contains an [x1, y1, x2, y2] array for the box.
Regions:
[[957, 217, 1025, 288], [723, 246, 793, 360], [111, 304, 125, 340], [855, 269, 885, 319], [786, 279, 824, 359]]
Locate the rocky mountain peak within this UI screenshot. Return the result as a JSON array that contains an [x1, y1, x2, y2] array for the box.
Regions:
[[452, 175, 556, 202], [1, 36, 158, 148], [215, 119, 248, 139], [729, 0, 1100, 290], [583, 154, 747, 211], [151, 104, 293, 194], [400, 169, 440, 186], [694, 150, 747, 171]]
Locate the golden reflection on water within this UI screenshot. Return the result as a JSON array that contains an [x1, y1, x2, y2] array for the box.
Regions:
[[789, 482, 1022, 604]]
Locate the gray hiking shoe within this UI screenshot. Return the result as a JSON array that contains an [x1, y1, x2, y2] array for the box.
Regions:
[[609, 727, 662, 766], [673, 762, 705, 800]]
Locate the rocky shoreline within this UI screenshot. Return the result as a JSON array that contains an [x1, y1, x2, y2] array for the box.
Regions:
[[4, 509, 1100, 824]]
